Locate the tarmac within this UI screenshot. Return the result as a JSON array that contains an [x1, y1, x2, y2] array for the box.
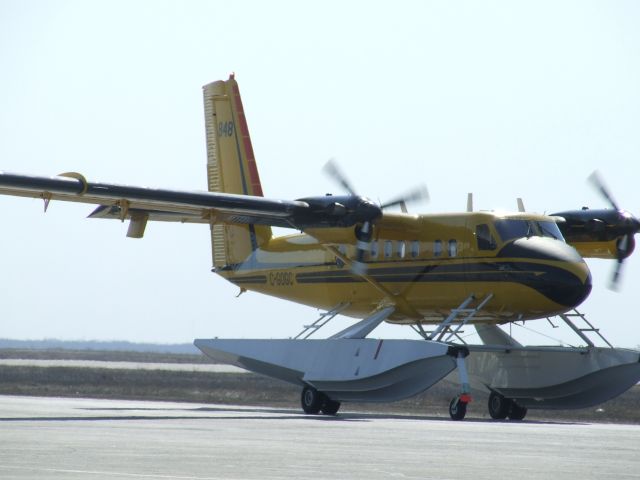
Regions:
[[1, 395, 639, 480]]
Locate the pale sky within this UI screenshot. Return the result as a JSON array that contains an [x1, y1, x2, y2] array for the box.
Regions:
[[0, 0, 639, 347]]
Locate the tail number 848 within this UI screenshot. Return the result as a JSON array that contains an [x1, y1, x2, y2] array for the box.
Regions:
[[269, 271, 294, 286]]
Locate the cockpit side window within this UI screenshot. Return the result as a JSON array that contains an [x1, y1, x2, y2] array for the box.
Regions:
[[494, 220, 530, 241], [538, 221, 565, 241], [476, 224, 496, 250]]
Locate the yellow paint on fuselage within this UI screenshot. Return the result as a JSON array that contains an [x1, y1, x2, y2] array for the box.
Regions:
[[217, 211, 591, 324]]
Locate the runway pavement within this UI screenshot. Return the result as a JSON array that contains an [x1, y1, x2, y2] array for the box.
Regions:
[[0, 395, 639, 480]]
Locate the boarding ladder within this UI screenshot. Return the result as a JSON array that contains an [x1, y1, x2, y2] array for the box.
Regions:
[[552, 309, 613, 348], [412, 293, 494, 344], [294, 303, 351, 339]]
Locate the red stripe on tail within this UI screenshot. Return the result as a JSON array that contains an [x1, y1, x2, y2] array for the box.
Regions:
[[233, 84, 264, 197]]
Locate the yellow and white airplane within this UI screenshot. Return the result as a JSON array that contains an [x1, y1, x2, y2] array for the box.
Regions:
[[1, 75, 639, 420]]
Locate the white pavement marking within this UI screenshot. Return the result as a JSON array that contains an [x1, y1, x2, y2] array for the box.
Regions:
[[0, 465, 225, 479], [0, 359, 247, 373]]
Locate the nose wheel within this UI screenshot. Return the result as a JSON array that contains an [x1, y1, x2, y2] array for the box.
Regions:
[[449, 395, 470, 420]]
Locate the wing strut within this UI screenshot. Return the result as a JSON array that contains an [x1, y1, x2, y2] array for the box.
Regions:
[[323, 245, 422, 319]]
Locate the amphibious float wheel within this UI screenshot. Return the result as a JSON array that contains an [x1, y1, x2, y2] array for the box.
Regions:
[[301, 386, 323, 414], [321, 399, 341, 416], [449, 397, 467, 421], [488, 392, 510, 420], [508, 402, 528, 421]]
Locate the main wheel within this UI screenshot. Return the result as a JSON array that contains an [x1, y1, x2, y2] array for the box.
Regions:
[[449, 397, 467, 421], [301, 386, 323, 414], [508, 402, 528, 421], [321, 398, 341, 416], [488, 392, 510, 420]]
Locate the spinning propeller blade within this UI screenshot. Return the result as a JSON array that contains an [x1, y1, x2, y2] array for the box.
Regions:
[[380, 186, 430, 210], [323, 159, 357, 196], [588, 171, 639, 290], [588, 171, 620, 211], [323, 159, 428, 274]]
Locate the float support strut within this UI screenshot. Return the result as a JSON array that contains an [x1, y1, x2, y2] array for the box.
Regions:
[[456, 348, 472, 403]]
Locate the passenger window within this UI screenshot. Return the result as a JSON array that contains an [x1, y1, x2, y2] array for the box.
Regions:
[[384, 240, 393, 259], [476, 224, 496, 250], [434, 240, 442, 257], [397, 241, 406, 258], [370, 241, 379, 259], [410, 240, 420, 258], [448, 239, 458, 257], [336, 244, 347, 267]]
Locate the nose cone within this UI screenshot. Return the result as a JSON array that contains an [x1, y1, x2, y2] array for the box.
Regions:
[[544, 263, 592, 309], [498, 237, 592, 308]]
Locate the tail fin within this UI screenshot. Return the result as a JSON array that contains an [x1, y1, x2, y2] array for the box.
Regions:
[[203, 75, 271, 270]]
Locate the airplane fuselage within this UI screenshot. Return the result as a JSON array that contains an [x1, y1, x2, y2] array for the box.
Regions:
[[217, 211, 592, 324]]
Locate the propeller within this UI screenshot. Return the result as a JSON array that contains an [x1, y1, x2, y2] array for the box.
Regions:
[[323, 159, 358, 196], [588, 171, 620, 211], [588, 171, 640, 290], [380, 185, 430, 210], [323, 159, 429, 274]]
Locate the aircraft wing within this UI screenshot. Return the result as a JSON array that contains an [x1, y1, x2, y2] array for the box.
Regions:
[[0, 171, 308, 229]]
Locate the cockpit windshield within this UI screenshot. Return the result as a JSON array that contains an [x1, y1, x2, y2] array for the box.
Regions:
[[494, 219, 565, 242]]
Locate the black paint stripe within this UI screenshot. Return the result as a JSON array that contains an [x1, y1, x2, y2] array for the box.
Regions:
[[295, 261, 550, 280], [230, 276, 267, 285], [294, 261, 590, 307]]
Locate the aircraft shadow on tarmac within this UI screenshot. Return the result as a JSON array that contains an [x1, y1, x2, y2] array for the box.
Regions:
[[0, 404, 586, 426]]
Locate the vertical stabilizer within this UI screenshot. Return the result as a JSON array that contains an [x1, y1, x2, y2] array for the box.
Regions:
[[202, 75, 271, 269]]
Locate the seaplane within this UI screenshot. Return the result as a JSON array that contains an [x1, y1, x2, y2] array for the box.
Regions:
[[1, 74, 639, 420]]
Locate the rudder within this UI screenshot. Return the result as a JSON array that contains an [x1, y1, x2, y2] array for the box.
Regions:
[[202, 75, 271, 270]]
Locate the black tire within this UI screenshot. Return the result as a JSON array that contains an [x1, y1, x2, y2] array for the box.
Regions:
[[321, 399, 341, 416], [449, 397, 467, 421], [488, 392, 510, 420], [508, 402, 528, 421], [301, 386, 323, 414]]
